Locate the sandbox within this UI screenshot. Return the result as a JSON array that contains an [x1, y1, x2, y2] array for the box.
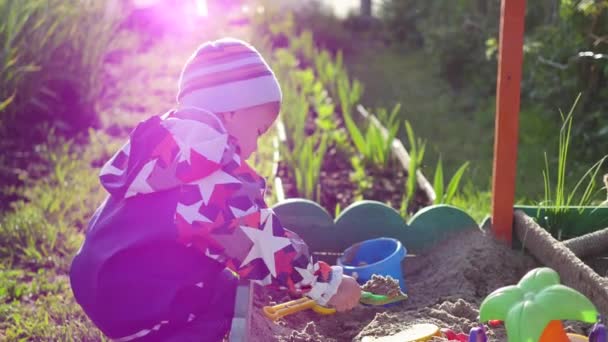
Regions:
[[248, 228, 596, 341]]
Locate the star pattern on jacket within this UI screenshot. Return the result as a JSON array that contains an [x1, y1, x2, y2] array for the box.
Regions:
[[98, 108, 339, 302]]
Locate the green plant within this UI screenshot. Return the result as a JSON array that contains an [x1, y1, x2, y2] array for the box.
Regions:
[[401, 121, 426, 215], [350, 155, 372, 198], [283, 135, 329, 202], [0, 269, 108, 341], [375, 103, 401, 139], [0, 0, 121, 127], [0, 130, 117, 270], [540, 94, 608, 238], [314, 50, 343, 97], [334, 202, 342, 218], [278, 69, 310, 151], [480, 267, 597, 342], [337, 71, 398, 169], [433, 156, 470, 204], [450, 183, 492, 222], [365, 104, 401, 168]]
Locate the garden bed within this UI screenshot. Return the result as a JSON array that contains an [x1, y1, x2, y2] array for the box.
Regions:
[[274, 105, 433, 215], [247, 227, 595, 341]]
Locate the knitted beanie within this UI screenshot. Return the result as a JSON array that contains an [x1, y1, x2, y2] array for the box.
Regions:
[[177, 38, 282, 113]]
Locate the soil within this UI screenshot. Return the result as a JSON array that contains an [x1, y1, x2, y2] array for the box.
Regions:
[[361, 275, 403, 298], [250, 228, 596, 341], [583, 255, 608, 277]]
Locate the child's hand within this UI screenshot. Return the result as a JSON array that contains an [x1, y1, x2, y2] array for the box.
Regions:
[[326, 275, 361, 312]]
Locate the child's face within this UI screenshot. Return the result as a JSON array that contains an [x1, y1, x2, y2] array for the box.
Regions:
[[220, 102, 280, 159]]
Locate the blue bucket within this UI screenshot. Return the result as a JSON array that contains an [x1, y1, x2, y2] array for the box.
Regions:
[[337, 237, 407, 292]]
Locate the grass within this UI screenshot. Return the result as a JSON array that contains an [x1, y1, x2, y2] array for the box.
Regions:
[[0, 0, 125, 154], [401, 121, 426, 215], [0, 268, 107, 341], [0, 131, 117, 341], [538, 94, 608, 239], [433, 156, 470, 205]]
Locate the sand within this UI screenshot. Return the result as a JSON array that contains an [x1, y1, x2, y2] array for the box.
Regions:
[[362, 275, 403, 298], [250, 227, 593, 341]]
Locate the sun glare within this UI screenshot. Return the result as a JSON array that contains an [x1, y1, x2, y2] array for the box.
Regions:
[[196, 0, 208, 17]]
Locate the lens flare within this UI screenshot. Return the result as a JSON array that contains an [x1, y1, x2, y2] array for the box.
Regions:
[[196, 0, 208, 17]]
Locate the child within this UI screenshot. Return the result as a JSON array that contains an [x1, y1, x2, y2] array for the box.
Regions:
[[70, 38, 361, 342]]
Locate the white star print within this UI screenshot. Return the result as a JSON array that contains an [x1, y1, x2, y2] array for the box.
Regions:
[[100, 142, 130, 176], [163, 119, 228, 163], [229, 205, 258, 219], [125, 159, 156, 198], [205, 249, 221, 260], [101, 163, 124, 177], [240, 216, 292, 277], [253, 273, 273, 286], [260, 208, 272, 225], [190, 169, 241, 205], [176, 200, 211, 224]]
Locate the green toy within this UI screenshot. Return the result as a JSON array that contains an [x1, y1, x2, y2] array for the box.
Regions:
[[479, 267, 598, 342]]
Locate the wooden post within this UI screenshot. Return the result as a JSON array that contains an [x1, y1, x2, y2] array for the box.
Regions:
[[491, 0, 527, 244]]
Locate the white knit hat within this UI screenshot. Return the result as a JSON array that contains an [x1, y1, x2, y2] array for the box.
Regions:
[[177, 38, 282, 113]]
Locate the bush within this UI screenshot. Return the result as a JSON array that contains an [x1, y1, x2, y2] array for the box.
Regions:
[[379, 0, 608, 165], [521, 0, 608, 161], [0, 0, 123, 133], [0, 0, 124, 195]]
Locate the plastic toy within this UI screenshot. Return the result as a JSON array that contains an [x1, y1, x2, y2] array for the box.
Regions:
[[262, 297, 335, 321], [361, 323, 442, 341], [337, 237, 407, 292], [441, 328, 469, 341], [479, 267, 598, 342], [262, 290, 408, 321], [589, 315, 606, 342], [467, 325, 487, 342], [488, 320, 502, 328]]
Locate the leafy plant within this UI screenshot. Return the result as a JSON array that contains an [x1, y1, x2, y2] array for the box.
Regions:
[[337, 72, 398, 169], [283, 135, 328, 202], [271, 48, 337, 201], [375, 103, 401, 140], [539, 94, 608, 239], [350, 155, 372, 198], [315, 50, 344, 97], [0, 0, 121, 127], [433, 156, 470, 204], [401, 121, 426, 215], [366, 103, 401, 168], [274, 54, 309, 152], [334, 202, 342, 218]]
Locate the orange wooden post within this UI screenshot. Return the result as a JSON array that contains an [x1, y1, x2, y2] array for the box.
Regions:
[[491, 0, 527, 243]]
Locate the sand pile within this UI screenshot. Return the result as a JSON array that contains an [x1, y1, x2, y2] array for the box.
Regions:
[[362, 275, 403, 298], [249, 227, 595, 341]]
